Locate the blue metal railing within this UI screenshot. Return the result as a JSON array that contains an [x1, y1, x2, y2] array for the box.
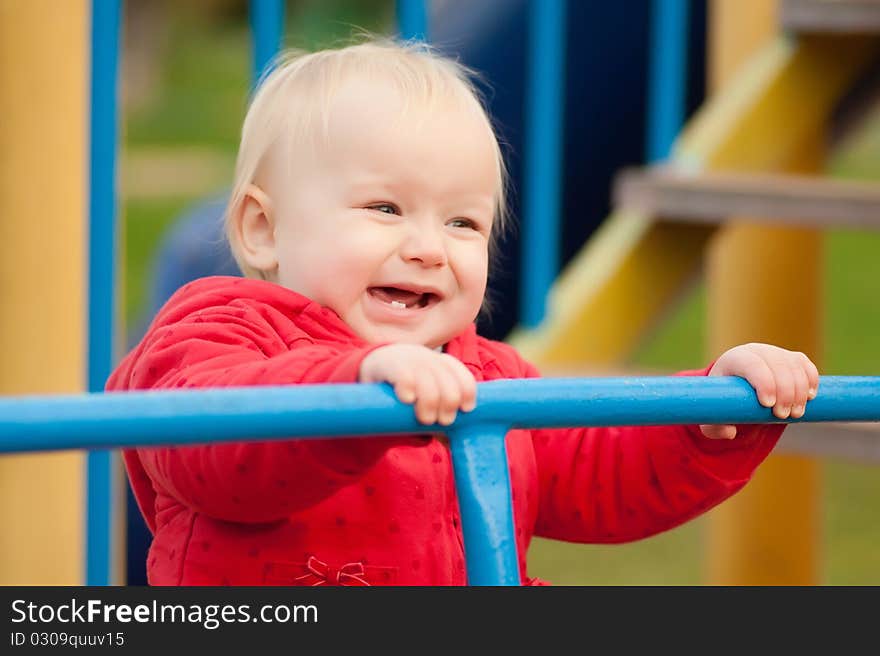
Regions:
[[521, 0, 567, 328], [396, 0, 429, 42], [646, 0, 690, 163], [250, 0, 285, 83], [5, 376, 879, 585], [87, 0, 122, 587]]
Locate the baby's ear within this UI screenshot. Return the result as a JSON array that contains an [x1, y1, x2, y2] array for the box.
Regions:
[[233, 184, 278, 274]]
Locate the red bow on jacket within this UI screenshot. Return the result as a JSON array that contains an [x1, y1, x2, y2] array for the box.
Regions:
[[294, 556, 370, 586]]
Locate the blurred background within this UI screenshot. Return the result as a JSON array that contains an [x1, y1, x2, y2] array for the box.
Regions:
[[1, 0, 878, 586], [117, 0, 880, 585]]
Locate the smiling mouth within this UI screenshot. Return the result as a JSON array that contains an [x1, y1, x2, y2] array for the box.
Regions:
[[368, 286, 440, 309]]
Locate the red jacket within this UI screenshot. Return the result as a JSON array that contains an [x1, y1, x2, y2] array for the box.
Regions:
[[107, 276, 784, 585]]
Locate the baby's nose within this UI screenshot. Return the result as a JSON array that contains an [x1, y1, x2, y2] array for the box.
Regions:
[[400, 229, 447, 267]]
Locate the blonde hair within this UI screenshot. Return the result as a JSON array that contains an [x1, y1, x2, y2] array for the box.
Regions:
[[225, 37, 509, 278]]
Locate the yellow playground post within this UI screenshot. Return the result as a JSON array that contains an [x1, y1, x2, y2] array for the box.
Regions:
[[705, 0, 828, 585], [0, 0, 89, 584]]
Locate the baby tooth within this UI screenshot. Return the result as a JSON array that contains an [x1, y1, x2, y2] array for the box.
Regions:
[[390, 300, 406, 309]]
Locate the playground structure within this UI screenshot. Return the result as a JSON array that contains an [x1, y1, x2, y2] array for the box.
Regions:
[[1, 0, 879, 585], [511, 0, 880, 583]]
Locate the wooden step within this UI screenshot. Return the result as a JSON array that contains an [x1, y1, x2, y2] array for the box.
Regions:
[[781, 421, 880, 462], [781, 0, 880, 34], [613, 167, 880, 230]]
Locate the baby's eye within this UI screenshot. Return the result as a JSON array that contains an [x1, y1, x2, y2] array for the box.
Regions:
[[448, 217, 478, 230], [367, 203, 400, 215]]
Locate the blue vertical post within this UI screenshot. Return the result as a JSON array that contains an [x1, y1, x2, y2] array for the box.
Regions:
[[448, 424, 521, 586], [396, 0, 429, 41], [521, 0, 567, 329], [250, 0, 285, 84], [87, 0, 121, 586], [646, 0, 690, 162]]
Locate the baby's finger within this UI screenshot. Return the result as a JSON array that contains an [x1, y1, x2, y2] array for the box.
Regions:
[[739, 349, 777, 408], [392, 368, 417, 404], [700, 424, 738, 440], [769, 359, 795, 419], [802, 352, 820, 399], [432, 363, 464, 426], [413, 371, 442, 425], [442, 354, 477, 412], [789, 361, 810, 419]]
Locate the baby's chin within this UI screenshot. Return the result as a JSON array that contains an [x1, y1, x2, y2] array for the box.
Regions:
[[365, 330, 444, 350], [348, 321, 447, 350]]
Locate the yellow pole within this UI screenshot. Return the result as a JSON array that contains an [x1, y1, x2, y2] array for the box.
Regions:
[[705, 0, 822, 584], [708, 0, 778, 89], [705, 221, 823, 584], [0, 0, 89, 584]]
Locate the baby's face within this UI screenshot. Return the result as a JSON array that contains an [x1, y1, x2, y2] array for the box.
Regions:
[[264, 77, 499, 348]]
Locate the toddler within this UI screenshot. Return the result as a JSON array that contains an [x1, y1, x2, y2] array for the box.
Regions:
[[108, 39, 819, 586]]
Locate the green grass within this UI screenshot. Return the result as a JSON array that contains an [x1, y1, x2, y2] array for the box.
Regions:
[[126, 23, 249, 152], [124, 196, 203, 327], [126, 1, 393, 151], [825, 460, 880, 584], [529, 522, 703, 585], [123, 3, 880, 584]]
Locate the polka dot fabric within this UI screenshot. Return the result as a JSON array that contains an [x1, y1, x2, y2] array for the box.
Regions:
[[108, 276, 785, 585]]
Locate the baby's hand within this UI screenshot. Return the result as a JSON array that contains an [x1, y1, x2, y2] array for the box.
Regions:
[[702, 342, 820, 439], [359, 344, 477, 426]]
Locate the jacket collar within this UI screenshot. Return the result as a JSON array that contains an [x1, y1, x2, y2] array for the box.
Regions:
[[444, 323, 482, 371], [183, 277, 483, 366]]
